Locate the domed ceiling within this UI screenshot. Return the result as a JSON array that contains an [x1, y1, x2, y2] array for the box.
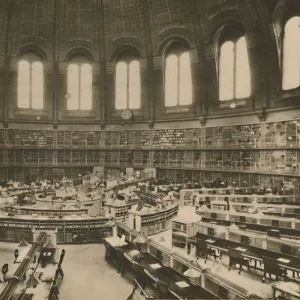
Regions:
[[0, 0, 279, 62]]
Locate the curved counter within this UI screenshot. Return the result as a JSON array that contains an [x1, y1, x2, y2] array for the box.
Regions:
[[0, 214, 112, 244]]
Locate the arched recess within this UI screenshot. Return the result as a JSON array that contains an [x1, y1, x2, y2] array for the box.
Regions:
[[273, 0, 300, 68], [212, 20, 251, 102], [213, 22, 245, 80], [158, 34, 192, 58], [64, 47, 95, 63], [110, 42, 141, 63], [16, 43, 48, 62]]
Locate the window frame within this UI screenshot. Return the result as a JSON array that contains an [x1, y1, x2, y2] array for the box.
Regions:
[[17, 55, 44, 110], [281, 16, 300, 92], [218, 35, 251, 102], [115, 58, 141, 111], [164, 49, 193, 108], [67, 58, 93, 111]]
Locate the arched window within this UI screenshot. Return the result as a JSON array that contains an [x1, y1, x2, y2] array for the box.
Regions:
[[67, 60, 92, 110], [115, 59, 140, 110], [17, 57, 44, 109], [282, 16, 300, 90], [219, 36, 251, 101], [165, 51, 192, 107]]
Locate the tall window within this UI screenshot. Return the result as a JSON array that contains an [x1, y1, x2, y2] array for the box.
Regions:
[[17, 59, 44, 109], [282, 16, 300, 90], [67, 62, 92, 110], [115, 60, 140, 110], [219, 36, 251, 101], [165, 51, 192, 107]]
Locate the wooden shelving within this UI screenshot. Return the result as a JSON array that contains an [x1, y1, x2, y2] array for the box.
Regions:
[[0, 119, 299, 182]]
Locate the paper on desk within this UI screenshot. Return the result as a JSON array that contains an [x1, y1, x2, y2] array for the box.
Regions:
[[150, 263, 161, 269], [206, 239, 215, 243], [129, 250, 140, 256], [277, 258, 291, 264], [235, 247, 247, 252], [175, 281, 190, 288]]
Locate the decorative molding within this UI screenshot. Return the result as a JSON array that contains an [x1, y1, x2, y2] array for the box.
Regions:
[[148, 121, 154, 129], [121, 118, 133, 128], [207, 2, 238, 21], [100, 122, 106, 130], [63, 45, 95, 62], [257, 107, 267, 122], [157, 30, 193, 55], [110, 37, 141, 61], [207, 10, 244, 45], [66, 39, 94, 51], [158, 27, 194, 46], [199, 116, 206, 126], [21, 35, 47, 47]]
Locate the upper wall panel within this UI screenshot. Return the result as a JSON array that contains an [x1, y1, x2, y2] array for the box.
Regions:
[[0, 1, 9, 57], [11, 0, 55, 57], [148, 0, 195, 54], [103, 0, 145, 59], [59, 0, 98, 60]]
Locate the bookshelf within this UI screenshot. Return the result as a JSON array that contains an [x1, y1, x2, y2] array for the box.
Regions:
[[0, 119, 298, 183]]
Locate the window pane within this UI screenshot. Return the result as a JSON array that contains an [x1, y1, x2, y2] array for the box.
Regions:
[[80, 63, 92, 110], [67, 64, 80, 110], [31, 61, 44, 109], [18, 60, 30, 108], [115, 61, 128, 110], [283, 17, 300, 90], [219, 41, 234, 101], [165, 55, 178, 107], [236, 37, 251, 98], [179, 52, 192, 105], [129, 60, 140, 109]]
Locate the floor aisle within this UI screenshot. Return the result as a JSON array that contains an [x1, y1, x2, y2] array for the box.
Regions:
[[0, 242, 134, 300]]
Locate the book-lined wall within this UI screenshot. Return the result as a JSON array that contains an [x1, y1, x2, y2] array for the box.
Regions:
[[0, 167, 93, 184], [156, 169, 300, 194], [1, 119, 300, 184], [0, 149, 299, 175], [2, 120, 299, 149]]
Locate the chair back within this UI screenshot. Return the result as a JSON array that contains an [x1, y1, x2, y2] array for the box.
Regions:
[[157, 278, 169, 295], [197, 240, 208, 251], [116, 248, 125, 262], [132, 262, 145, 277], [228, 249, 242, 259], [263, 257, 279, 272], [144, 269, 158, 282]]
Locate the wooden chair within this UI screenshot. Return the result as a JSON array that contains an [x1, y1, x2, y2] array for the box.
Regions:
[[132, 263, 147, 291], [196, 240, 218, 263], [116, 249, 127, 276], [228, 249, 250, 274], [262, 257, 287, 282]]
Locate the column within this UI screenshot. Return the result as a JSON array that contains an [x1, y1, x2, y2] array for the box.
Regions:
[[52, 0, 60, 128], [140, 0, 155, 128], [186, 0, 208, 122], [97, 0, 107, 129], [2, 0, 14, 127]]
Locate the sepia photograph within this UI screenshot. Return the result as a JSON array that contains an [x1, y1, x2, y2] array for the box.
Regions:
[[0, 0, 300, 299]]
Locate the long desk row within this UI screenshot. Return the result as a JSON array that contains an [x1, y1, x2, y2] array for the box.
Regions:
[[193, 233, 300, 279], [201, 217, 300, 239], [104, 236, 219, 300]]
